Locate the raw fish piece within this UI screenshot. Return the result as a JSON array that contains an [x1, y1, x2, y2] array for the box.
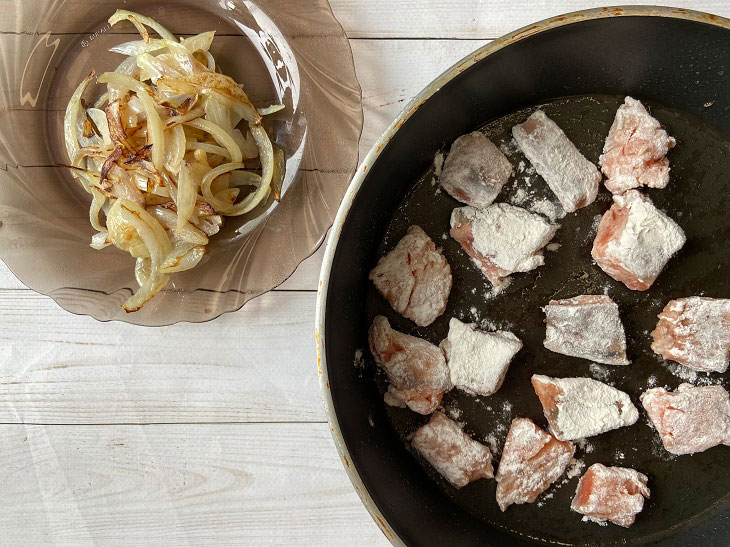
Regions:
[[495, 417, 575, 511], [531, 375, 639, 441], [543, 295, 629, 366], [441, 317, 522, 396], [369, 225, 452, 327], [450, 203, 558, 286], [640, 383, 730, 455], [412, 411, 494, 488], [571, 463, 650, 528], [591, 190, 685, 291], [651, 297, 730, 373], [368, 316, 452, 414], [600, 96, 676, 194], [512, 110, 601, 212], [439, 131, 513, 208]]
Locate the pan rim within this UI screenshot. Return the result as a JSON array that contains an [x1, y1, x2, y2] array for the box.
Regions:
[[315, 5, 730, 545]]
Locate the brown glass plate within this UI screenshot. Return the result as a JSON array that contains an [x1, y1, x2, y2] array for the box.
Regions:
[[0, 0, 362, 325]]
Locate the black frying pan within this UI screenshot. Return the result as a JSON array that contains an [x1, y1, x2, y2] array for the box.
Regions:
[[316, 7, 730, 546]]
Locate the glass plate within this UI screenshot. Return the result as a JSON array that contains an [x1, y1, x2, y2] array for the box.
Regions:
[[0, 0, 362, 325]]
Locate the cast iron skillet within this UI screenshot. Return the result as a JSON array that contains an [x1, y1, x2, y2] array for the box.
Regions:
[[316, 7, 730, 546]]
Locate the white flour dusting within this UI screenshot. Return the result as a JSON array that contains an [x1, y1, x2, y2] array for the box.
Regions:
[[600, 96, 675, 194], [544, 295, 629, 366], [575, 438, 595, 454], [582, 516, 608, 527], [494, 417, 575, 511], [369, 226, 451, 327], [433, 151, 444, 176], [589, 363, 611, 382], [529, 198, 566, 223], [499, 138, 520, 158], [412, 412, 493, 488], [439, 132, 513, 209], [483, 278, 512, 300], [546, 242, 561, 252], [585, 214, 603, 246], [452, 203, 558, 272], [353, 348, 364, 368], [442, 318, 523, 396], [512, 110, 601, 213], [597, 190, 686, 284], [566, 458, 585, 479], [485, 433, 501, 455], [369, 316, 451, 414], [664, 362, 719, 386], [651, 297, 730, 373], [641, 383, 730, 455], [446, 406, 462, 421], [512, 187, 528, 204], [532, 375, 639, 440]]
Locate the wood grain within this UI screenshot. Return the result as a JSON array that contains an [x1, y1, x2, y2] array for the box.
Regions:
[[334, 0, 730, 38], [0, 423, 389, 546], [0, 290, 324, 424], [3, 1, 729, 37]]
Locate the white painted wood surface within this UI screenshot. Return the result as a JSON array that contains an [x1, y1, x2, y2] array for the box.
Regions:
[[1, 1, 727, 545]]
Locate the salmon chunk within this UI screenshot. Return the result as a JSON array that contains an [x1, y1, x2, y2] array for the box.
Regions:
[[531, 375, 639, 441], [441, 317, 522, 396], [512, 110, 601, 213], [495, 417, 575, 511], [450, 203, 558, 286], [544, 295, 629, 366], [600, 96, 676, 194], [640, 384, 730, 455], [571, 463, 650, 528], [368, 316, 452, 414], [412, 411, 494, 488], [591, 190, 685, 291], [369, 225, 452, 327], [439, 131, 513, 208], [650, 297, 730, 373]]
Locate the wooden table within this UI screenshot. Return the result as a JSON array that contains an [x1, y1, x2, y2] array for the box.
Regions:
[[2, 1, 729, 544]]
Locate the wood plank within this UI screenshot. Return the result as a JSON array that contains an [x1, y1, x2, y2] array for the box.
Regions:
[[0, 290, 325, 424], [352, 38, 489, 157], [4, 1, 729, 37], [0, 422, 388, 546], [0, 262, 25, 289], [332, 0, 730, 38]]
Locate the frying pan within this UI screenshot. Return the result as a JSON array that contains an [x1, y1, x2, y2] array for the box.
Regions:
[[316, 6, 730, 546]]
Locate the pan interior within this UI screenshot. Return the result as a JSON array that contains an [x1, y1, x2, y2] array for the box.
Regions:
[[363, 94, 730, 545]]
